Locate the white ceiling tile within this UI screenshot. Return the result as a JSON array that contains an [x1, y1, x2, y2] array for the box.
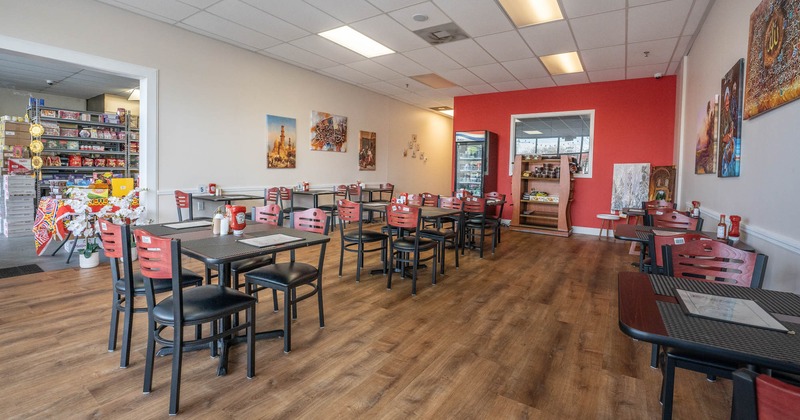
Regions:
[[571, 10, 625, 50], [588, 68, 625, 82], [464, 84, 498, 94], [628, 0, 662, 6], [668, 61, 681, 74], [347, 60, 404, 79], [392, 91, 432, 105], [438, 68, 485, 85], [257, 51, 314, 71], [561, 0, 626, 18], [683, 0, 711, 36], [180, 12, 281, 50], [436, 39, 495, 67], [372, 54, 430, 76], [241, 0, 342, 33], [363, 80, 416, 95], [366, 0, 427, 12], [433, 0, 514, 37], [433, 86, 472, 97], [389, 2, 451, 31], [305, 0, 382, 23], [474, 30, 534, 62], [627, 38, 677, 66], [501, 58, 548, 79], [175, 22, 260, 50], [626, 63, 670, 80], [403, 47, 462, 72], [319, 65, 380, 84], [178, 0, 218, 8], [206, 0, 309, 42], [469, 63, 515, 83], [671, 35, 692, 62], [262, 43, 338, 69], [628, 0, 693, 43], [387, 77, 434, 92], [552, 73, 589, 86], [519, 77, 556, 89], [580, 45, 625, 71], [519, 20, 577, 56], [491, 80, 526, 92], [99, 0, 198, 23], [351, 14, 430, 52], [290, 35, 365, 64]]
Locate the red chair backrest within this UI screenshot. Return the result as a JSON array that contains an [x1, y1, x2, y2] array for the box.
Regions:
[[651, 211, 701, 230], [666, 240, 768, 288], [439, 196, 463, 211], [643, 200, 676, 211], [265, 187, 280, 204], [347, 184, 362, 201], [455, 189, 473, 199], [421, 193, 438, 207], [652, 232, 708, 269], [463, 196, 486, 214], [337, 199, 361, 223], [99, 220, 125, 259], [484, 191, 506, 218], [279, 186, 293, 201], [252, 204, 282, 226], [133, 229, 175, 280], [174, 190, 190, 209], [406, 194, 422, 206], [756, 375, 800, 420], [386, 204, 420, 230], [334, 184, 348, 198], [291, 208, 329, 234]]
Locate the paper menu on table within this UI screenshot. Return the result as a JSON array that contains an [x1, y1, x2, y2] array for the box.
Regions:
[[163, 220, 212, 229], [238, 234, 303, 248], [676, 289, 789, 333]]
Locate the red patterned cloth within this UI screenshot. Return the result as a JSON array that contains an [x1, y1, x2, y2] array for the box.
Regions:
[[32, 198, 73, 256]]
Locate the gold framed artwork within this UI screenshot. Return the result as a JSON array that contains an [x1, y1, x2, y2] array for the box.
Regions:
[[695, 96, 718, 174], [266, 115, 297, 169]]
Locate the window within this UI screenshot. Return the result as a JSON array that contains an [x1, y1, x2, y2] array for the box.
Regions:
[[509, 110, 594, 177]]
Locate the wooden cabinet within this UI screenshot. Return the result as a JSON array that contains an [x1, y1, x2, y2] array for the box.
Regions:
[[510, 155, 573, 237]]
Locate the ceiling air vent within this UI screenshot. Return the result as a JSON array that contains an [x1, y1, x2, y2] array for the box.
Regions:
[[413, 22, 469, 45]]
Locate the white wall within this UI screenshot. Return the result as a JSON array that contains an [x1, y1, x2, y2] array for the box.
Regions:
[[679, 0, 800, 291], [0, 88, 85, 117], [0, 0, 452, 220]]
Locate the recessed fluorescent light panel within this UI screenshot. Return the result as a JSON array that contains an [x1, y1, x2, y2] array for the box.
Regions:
[[498, 0, 564, 28], [318, 26, 394, 58], [540, 52, 584, 75], [411, 73, 457, 89], [523, 130, 542, 135], [430, 106, 454, 117]]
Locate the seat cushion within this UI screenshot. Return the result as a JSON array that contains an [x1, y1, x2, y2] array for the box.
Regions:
[[152, 285, 256, 324], [392, 237, 437, 251], [343, 230, 388, 243], [418, 229, 456, 239], [231, 255, 274, 275], [245, 262, 319, 288], [116, 269, 203, 295]]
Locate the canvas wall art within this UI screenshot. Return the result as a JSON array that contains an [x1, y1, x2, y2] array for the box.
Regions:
[[611, 163, 651, 211], [266, 114, 297, 169], [310, 111, 348, 152], [649, 165, 676, 202], [359, 130, 376, 171], [694, 96, 718, 174], [719, 59, 744, 177], [744, 0, 800, 119]]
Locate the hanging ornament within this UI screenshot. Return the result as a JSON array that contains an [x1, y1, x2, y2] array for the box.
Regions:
[[29, 123, 45, 138]]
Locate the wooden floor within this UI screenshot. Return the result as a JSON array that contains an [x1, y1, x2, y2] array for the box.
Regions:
[[0, 228, 732, 419]]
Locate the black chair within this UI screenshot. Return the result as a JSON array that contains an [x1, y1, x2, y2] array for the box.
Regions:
[[337, 199, 387, 282], [279, 186, 308, 224], [385, 203, 438, 296], [174, 190, 193, 221], [732, 368, 800, 420], [484, 191, 506, 243], [418, 196, 462, 275], [318, 184, 347, 233], [244, 208, 329, 353], [134, 229, 256, 415], [99, 221, 203, 369], [461, 196, 499, 258]]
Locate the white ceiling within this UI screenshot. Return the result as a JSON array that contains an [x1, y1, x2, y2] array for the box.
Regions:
[[1, 0, 714, 110]]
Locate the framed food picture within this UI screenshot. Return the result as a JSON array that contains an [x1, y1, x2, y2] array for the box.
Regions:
[[718, 59, 744, 177]]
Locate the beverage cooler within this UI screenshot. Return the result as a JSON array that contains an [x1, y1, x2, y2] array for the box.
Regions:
[[453, 130, 497, 197]]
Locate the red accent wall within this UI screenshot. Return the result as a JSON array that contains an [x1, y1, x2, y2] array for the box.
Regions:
[[453, 77, 676, 229]]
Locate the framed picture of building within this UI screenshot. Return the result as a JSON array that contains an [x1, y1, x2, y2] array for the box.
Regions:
[[266, 115, 296, 169]]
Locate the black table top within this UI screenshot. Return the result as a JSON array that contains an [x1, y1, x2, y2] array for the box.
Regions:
[[613, 223, 754, 251], [292, 189, 336, 196], [361, 203, 461, 219], [618, 272, 800, 374], [192, 194, 261, 202]]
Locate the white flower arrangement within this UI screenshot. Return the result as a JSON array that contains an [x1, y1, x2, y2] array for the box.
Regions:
[[64, 187, 101, 257], [98, 188, 149, 226]]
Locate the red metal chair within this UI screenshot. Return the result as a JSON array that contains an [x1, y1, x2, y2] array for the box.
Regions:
[[100, 221, 203, 368], [264, 186, 280, 206], [337, 199, 387, 283], [461, 196, 498, 258], [134, 229, 256, 415], [318, 184, 347, 232], [420, 192, 438, 207], [174, 190, 193, 221], [378, 183, 394, 202], [347, 184, 364, 202], [733, 368, 800, 420], [385, 203, 438, 296], [642, 199, 676, 211], [649, 209, 702, 230], [279, 186, 307, 224], [244, 208, 329, 352], [419, 196, 462, 274]]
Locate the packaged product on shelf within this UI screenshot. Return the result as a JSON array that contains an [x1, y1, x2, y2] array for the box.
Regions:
[[7, 158, 32, 174], [58, 110, 80, 120], [66, 141, 79, 150], [40, 109, 57, 118], [42, 121, 60, 136], [61, 128, 79, 137], [82, 157, 94, 167], [68, 155, 81, 167], [94, 158, 106, 167]]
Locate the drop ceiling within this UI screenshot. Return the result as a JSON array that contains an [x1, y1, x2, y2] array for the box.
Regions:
[[1, 0, 713, 111]]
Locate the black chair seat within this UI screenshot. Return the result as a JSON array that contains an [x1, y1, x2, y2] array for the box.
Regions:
[[392, 237, 437, 251], [343, 230, 388, 242], [231, 255, 274, 275], [246, 262, 319, 287], [419, 228, 456, 239], [318, 204, 336, 211], [152, 285, 256, 324], [466, 217, 498, 227], [115, 269, 203, 294]]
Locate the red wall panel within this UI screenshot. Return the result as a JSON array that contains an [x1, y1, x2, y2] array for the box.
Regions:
[[453, 77, 677, 229]]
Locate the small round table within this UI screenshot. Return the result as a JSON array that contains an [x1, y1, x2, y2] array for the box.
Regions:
[[596, 213, 621, 238]]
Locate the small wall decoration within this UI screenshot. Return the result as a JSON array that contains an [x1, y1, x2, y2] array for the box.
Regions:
[[744, 0, 800, 119], [358, 130, 376, 171], [611, 163, 651, 211], [719, 59, 744, 177], [649, 165, 676, 201], [403, 134, 426, 161], [694, 96, 718, 174], [266, 114, 297, 169], [310, 110, 347, 152]]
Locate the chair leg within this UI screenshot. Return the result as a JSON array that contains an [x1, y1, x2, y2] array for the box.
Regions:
[[651, 344, 660, 368], [317, 278, 325, 328], [283, 288, 292, 353], [291, 289, 298, 320], [338, 243, 345, 277], [120, 297, 134, 368], [411, 252, 418, 296], [386, 247, 394, 290], [660, 354, 677, 420], [272, 289, 279, 312], [169, 326, 184, 415], [108, 295, 120, 352], [247, 306, 255, 378], [143, 318, 156, 394]]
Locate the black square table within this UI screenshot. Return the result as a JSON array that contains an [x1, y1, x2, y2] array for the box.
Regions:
[[192, 193, 261, 207]]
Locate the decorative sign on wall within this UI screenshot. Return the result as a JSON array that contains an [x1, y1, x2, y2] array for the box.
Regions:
[[694, 96, 718, 174], [402, 134, 427, 162], [358, 130, 376, 171], [718, 59, 744, 178], [744, 0, 800, 119], [266, 114, 297, 169], [310, 111, 347, 152], [611, 163, 650, 211]]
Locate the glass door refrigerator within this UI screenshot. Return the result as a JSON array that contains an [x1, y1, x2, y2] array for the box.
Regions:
[[453, 130, 497, 197]]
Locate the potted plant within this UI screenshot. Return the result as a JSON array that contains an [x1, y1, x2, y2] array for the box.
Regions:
[[98, 187, 149, 261], [64, 187, 102, 268]]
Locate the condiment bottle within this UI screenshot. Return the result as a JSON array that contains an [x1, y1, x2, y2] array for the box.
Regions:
[[728, 215, 741, 242], [692, 201, 701, 218], [716, 214, 727, 240], [212, 211, 224, 235], [220, 214, 230, 235]]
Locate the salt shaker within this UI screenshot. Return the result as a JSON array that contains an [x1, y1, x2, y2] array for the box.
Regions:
[[212, 213, 223, 235], [220, 215, 230, 235]]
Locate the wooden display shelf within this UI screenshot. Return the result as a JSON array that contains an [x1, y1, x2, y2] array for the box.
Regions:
[[511, 155, 573, 237]]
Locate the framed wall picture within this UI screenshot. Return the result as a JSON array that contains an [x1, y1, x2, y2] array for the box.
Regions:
[[718, 59, 744, 177], [694, 97, 718, 174], [310, 111, 348, 152], [266, 115, 297, 169], [649, 165, 676, 201], [358, 130, 376, 171], [744, 0, 800, 119], [611, 163, 651, 211]]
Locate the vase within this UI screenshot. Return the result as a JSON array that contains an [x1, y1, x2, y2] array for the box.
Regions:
[[79, 252, 100, 268]]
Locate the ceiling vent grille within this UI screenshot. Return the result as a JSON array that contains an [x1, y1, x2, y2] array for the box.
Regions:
[[413, 22, 469, 45]]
